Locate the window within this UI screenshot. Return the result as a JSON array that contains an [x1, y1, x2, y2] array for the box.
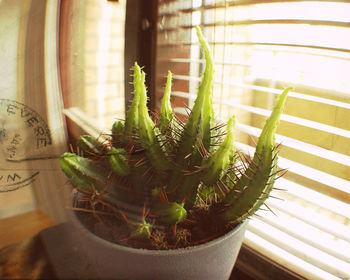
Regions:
[[60, 0, 157, 140], [156, 1, 350, 279], [60, 0, 126, 137]]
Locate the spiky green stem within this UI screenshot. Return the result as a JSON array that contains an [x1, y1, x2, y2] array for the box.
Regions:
[[221, 87, 292, 224], [135, 63, 171, 171], [108, 147, 130, 176], [111, 120, 125, 147], [175, 26, 214, 165], [160, 71, 174, 134], [200, 116, 236, 186], [60, 152, 108, 193], [168, 26, 214, 202], [77, 135, 105, 156], [124, 63, 141, 135]]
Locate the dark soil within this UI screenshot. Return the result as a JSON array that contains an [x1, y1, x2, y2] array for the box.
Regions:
[[74, 203, 237, 250]]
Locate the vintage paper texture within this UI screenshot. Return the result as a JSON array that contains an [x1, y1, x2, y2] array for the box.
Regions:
[[0, 0, 68, 222]]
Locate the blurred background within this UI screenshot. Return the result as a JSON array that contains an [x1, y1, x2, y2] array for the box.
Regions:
[[0, 0, 349, 279]]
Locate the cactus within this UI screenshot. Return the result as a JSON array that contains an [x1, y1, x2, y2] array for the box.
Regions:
[[60, 26, 291, 248]]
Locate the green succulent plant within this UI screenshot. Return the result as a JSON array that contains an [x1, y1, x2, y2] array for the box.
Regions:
[[60, 26, 291, 245]]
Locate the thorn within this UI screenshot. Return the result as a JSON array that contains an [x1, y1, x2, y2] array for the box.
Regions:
[[183, 103, 192, 112], [134, 158, 147, 167], [198, 138, 208, 157], [70, 207, 114, 217], [219, 178, 230, 193], [274, 172, 288, 181], [264, 203, 277, 216], [210, 122, 226, 131], [215, 182, 226, 197], [183, 168, 203, 176], [237, 153, 248, 168], [275, 168, 288, 175], [247, 208, 254, 216], [243, 153, 258, 168], [269, 195, 284, 201], [142, 203, 147, 218], [146, 172, 155, 184], [255, 152, 262, 162], [119, 211, 130, 224], [210, 132, 227, 138], [184, 153, 192, 159], [142, 167, 152, 177], [275, 142, 282, 150], [69, 144, 74, 153], [159, 140, 170, 149], [271, 152, 279, 162], [265, 180, 276, 186], [270, 163, 278, 171], [184, 218, 195, 224], [214, 192, 218, 203], [272, 187, 287, 191], [160, 189, 168, 202], [269, 168, 287, 179], [242, 172, 253, 181], [248, 134, 257, 146], [196, 144, 205, 158], [245, 164, 257, 175], [226, 173, 236, 185]]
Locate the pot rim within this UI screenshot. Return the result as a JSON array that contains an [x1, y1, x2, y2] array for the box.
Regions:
[[68, 207, 247, 256]]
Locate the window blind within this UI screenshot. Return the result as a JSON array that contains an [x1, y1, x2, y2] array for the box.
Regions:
[[155, 1, 350, 279]]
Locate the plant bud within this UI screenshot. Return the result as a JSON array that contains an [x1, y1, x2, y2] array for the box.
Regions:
[[129, 219, 152, 240], [152, 202, 187, 225], [77, 135, 105, 155]]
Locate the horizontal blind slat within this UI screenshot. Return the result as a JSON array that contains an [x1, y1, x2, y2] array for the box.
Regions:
[[159, 0, 350, 16], [254, 211, 350, 263], [158, 57, 252, 67], [158, 46, 350, 60], [248, 219, 350, 278], [274, 178, 350, 219], [170, 88, 350, 139], [158, 41, 350, 54], [265, 198, 350, 243], [158, 19, 350, 32], [244, 231, 341, 280]]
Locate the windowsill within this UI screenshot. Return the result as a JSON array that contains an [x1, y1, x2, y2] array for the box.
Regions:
[[63, 107, 111, 143], [232, 244, 305, 280], [0, 210, 55, 249]]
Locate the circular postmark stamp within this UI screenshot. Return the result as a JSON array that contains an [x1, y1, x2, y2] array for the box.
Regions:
[[0, 99, 52, 192]]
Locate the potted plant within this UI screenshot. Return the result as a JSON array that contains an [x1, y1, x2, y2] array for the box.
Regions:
[[59, 26, 291, 279]]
